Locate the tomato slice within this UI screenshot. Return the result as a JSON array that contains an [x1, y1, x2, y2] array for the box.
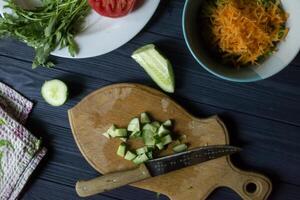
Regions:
[[88, 0, 137, 18]]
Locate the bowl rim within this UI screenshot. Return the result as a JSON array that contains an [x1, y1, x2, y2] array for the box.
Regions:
[[182, 0, 300, 82]]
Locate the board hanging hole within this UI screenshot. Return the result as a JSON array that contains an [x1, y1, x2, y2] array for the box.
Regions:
[[245, 182, 257, 194]]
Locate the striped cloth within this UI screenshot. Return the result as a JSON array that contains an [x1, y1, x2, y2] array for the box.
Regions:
[[0, 82, 46, 200]]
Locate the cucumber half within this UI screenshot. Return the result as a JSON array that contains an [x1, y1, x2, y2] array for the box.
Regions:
[[41, 79, 68, 106], [132, 44, 175, 93]]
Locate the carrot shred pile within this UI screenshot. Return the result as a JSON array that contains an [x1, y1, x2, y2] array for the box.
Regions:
[[208, 0, 288, 65]]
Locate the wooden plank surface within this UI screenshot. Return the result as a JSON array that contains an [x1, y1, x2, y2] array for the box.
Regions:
[[0, 0, 299, 199]]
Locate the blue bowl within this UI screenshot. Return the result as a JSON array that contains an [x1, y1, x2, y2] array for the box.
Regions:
[[182, 0, 300, 82]]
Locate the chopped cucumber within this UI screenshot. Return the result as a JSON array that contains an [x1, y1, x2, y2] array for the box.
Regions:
[[136, 146, 149, 155], [124, 151, 137, 161], [106, 125, 117, 137], [161, 134, 172, 145], [129, 131, 141, 138], [102, 132, 110, 139], [151, 121, 161, 128], [104, 113, 187, 165], [41, 79, 68, 106], [142, 123, 158, 133], [120, 137, 127, 142], [179, 134, 187, 142], [173, 144, 188, 153], [163, 120, 172, 127], [133, 153, 149, 165], [158, 125, 170, 137], [127, 118, 140, 132], [140, 112, 151, 124], [156, 142, 164, 150], [110, 128, 127, 138], [117, 143, 126, 157], [132, 44, 175, 93], [142, 130, 156, 146]]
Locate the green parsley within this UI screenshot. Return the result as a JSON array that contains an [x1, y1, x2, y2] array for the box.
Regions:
[[0, 0, 90, 68]]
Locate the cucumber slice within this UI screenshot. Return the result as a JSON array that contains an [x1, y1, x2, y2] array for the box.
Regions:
[[136, 146, 149, 155], [142, 130, 155, 146], [133, 153, 149, 165], [140, 112, 151, 124], [142, 123, 158, 133], [127, 118, 140, 132], [117, 143, 126, 157], [173, 144, 188, 153], [163, 120, 172, 127], [110, 128, 127, 138], [132, 44, 175, 93], [161, 134, 172, 145], [41, 79, 68, 106], [124, 151, 137, 161], [158, 125, 170, 137]]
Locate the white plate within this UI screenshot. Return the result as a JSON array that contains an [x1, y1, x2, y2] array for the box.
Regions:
[[0, 0, 160, 58]]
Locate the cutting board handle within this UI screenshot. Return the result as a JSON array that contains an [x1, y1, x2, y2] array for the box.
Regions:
[[222, 164, 272, 200], [76, 164, 151, 197]]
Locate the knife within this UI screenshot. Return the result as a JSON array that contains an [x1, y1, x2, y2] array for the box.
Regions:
[[76, 145, 241, 197]]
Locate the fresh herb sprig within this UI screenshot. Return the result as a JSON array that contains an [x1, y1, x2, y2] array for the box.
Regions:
[[0, 0, 90, 68]]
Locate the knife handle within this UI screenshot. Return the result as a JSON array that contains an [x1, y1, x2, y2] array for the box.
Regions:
[[76, 164, 151, 197]]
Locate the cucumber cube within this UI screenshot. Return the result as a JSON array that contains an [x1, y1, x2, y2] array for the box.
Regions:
[[161, 134, 172, 145], [156, 142, 164, 150], [124, 151, 137, 161], [107, 125, 117, 137], [158, 125, 170, 137], [163, 120, 172, 127], [136, 146, 149, 155], [142, 123, 158, 133], [127, 118, 140, 132], [140, 112, 151, 124], [173, 144, 188, 153], [117, 143, 126, 157], [133, 153, 149, 165], [142, 130, 156, 146], [120, 137, 128, 142], [111, 128, 127, 138]]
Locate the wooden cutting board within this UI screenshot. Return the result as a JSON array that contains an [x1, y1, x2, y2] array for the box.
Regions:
[[68, 83, 272, 200]]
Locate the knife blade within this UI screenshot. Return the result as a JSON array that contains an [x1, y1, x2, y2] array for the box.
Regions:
[[145, 145, 241, 176], [76, 145, 241, 197]]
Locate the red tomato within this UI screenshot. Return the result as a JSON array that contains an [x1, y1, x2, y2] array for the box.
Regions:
[[88, 0, 137, 18]]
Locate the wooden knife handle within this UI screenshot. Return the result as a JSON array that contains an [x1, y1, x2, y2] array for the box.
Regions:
[[76, 164, 151, 197]]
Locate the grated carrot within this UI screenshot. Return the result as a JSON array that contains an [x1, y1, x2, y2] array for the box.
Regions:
[[207, 0, 288, 66]]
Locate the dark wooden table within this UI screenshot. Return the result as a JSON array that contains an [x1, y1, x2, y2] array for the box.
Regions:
[[1, 0, 299, 199]]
